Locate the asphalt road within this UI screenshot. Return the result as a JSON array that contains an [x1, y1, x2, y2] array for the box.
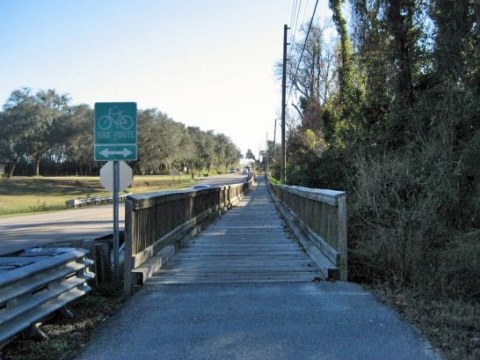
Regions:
[[0, 205, 122, 256], [0, 174, 247, 256], [195, 173, 248, 187]]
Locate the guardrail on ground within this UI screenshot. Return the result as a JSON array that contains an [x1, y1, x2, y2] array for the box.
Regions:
[[0, 247, 95, 347], [124, 177, 255, 295], [268, 181, 347, 281], [65, 193, 131, 208]]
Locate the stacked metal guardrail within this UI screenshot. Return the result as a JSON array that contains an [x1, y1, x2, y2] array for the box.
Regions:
[[65, 192, 131, 208], [0, 247, 95, 347]]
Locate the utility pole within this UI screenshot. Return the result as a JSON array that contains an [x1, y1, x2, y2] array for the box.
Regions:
[[272, 118, 277, 176], [273, 118, 277, 161], [265, 132, 269, 175], [281, 24, 289, 183]]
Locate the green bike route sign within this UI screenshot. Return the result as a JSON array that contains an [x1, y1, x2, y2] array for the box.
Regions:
[[94, 102, 137, 161]]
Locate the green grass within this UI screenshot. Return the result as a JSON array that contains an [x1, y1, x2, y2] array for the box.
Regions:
[[0, 175, 196, 216]]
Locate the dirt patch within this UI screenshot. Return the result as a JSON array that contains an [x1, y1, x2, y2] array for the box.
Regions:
[[369, 285, 480, 360], [1, 284, 125, 360]]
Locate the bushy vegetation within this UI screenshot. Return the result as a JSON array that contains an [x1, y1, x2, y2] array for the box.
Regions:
[[269, 0, 480, 302], [0, 88, 242, 177]]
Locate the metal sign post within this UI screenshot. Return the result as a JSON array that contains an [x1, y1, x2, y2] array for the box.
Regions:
[[113, 160, 120, 282], [95, 102, 137, 283], [99, 161, 132, 281]]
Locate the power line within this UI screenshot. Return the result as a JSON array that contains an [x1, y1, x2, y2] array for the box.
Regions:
[[289, 0, 298, 35], [281, 25, 289, 183], [286, 0, 319, 105], [300, 0, 310, 31], [288, 0, 302, 56]]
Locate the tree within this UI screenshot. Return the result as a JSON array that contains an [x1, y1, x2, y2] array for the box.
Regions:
[[177, 126, 196, 175], [0, 87, 243, 177], [312, 0, 480, 295], [328, 0, 352, 100], [286, 23, 336, 132], [184, 127, 216, 175], [349, 0, 391, 141], [213, 134, 240, 171], [135, 109, 184, 174], [2, 88, 70, 176], [279, 21, 339, 183], [0, 111, 29, 177], [61, 104, 95, 175], [199, 130, 216, 174], [245, 149, 256, 162]]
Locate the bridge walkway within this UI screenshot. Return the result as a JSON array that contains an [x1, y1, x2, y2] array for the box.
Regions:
[[78, 177, 441, 360], [148, 177, 321, 285]]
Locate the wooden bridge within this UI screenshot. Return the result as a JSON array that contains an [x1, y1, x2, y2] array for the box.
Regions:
[[123, 175, 347, 292], [148, 178, 321, 285], [79, 175, 440, 359]]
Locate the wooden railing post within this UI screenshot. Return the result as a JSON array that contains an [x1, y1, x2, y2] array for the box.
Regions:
[[124, 198, 134, 296], [268, 182, 348, 281], [337, 194, 348, 281]]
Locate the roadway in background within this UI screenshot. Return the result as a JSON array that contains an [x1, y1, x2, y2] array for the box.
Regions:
[[0, 174, 247, 256], [0, 205, 121, 256]]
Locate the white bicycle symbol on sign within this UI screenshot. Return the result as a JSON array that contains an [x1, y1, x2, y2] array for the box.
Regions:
[[98, 108, 134, 131]]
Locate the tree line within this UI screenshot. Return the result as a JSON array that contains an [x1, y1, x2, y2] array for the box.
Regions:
[[270, 1, 480, 300], [0, 88, 242, 177]]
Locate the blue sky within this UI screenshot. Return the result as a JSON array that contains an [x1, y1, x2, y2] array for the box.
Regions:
[[0, 0, 332, 156]]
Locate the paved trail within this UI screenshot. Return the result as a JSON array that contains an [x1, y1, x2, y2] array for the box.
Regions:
[[78, 178, 441, 360]]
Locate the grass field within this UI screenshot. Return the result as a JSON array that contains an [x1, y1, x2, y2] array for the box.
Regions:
[[0, 175, 195, 216]]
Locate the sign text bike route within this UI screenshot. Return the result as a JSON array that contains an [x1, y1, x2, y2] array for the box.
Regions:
[[94, 102, 137, 161]]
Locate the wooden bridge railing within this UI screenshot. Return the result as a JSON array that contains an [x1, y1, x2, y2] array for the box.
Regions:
[[269, 182, 347, 281], [124, 176, 255, 294]]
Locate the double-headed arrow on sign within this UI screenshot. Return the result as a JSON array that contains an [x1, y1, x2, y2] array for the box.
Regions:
[[94, 144, 137, 161], [99, 147, 132, 158]]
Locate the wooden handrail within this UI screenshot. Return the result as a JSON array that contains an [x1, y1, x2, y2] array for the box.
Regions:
[[123, 177, 255, 295], [268, 181, 347, 281]]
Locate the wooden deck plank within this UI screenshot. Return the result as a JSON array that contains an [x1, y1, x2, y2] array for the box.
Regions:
[[146, 179, 324, 285]]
